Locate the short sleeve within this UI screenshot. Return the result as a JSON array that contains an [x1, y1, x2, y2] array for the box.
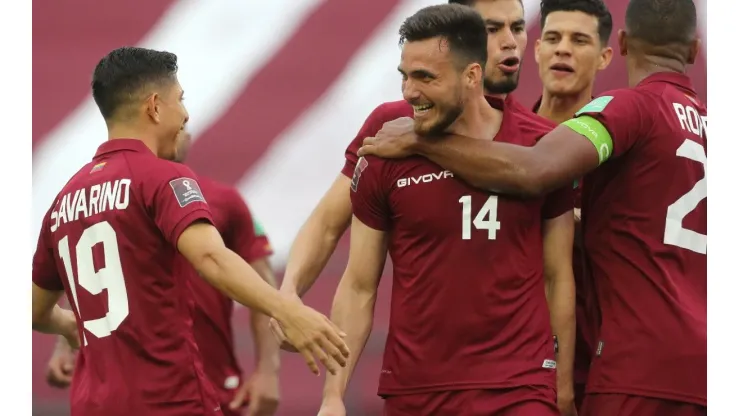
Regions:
[[32, 207, 64, 291], [342, 104, 393, 178], [565, 89, 653, 162], [223, 188, 273, 262], [142, 162, 215, 247], [349, 156, 391, 231], [542, 184, 575, 219]]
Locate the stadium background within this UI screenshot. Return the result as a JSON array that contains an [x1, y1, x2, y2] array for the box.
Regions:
[[31, 0, 707, 414]]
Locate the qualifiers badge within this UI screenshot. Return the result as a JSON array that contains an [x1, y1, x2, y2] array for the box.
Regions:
[[169, 177, 206, 207]]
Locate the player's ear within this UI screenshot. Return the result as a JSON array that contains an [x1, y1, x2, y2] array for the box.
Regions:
[[598, 46, 613, 71], [145, 93, 161, 124], [465, 62, 483, 89], [617, 29, 628, 57], [687, 38, 700, 65], [534, 39, 541, 64]]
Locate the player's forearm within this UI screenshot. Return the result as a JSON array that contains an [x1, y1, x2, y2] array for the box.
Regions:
[[546, 275, 576, 391], [322, 278, 376, 399], [196, 247, 288, 320], [33, 305, 76, 336], [249, 258, 281, 372], [251, 312, 280, 372], [411, 134, 548, 196], [281, 201, 351, 297]]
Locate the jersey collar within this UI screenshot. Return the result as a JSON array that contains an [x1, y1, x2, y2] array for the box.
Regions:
[[638, 71, 696, 93], [94, 139, 155, 159]]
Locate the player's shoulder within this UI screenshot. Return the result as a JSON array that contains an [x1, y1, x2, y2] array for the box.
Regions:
[[137, 157, 200, 184], [504, 96, 556, 143]]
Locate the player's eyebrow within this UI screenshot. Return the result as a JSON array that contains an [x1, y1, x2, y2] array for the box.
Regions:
[[399, 67, 437, 80]]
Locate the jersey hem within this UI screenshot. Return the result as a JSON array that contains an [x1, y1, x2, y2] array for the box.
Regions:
[[586, 385, 706, 407], [378, 381, 555, 397]]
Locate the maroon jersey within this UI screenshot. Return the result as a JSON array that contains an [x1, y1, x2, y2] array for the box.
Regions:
[[347, 97, 573, 396], [173, 176, 272, 407], [32, 139, 222, 416], [532, 95, 596, 387], [575, 72, 707, 405]]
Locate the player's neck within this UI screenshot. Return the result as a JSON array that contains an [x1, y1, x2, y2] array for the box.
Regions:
[[628, 55, 686, 87], [537, 88, 593, 124], [107, 125, 160, 157], [449, 95, 503, 140]]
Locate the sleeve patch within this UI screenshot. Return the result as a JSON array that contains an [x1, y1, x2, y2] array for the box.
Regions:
[[351, 156, 369, 192], [253, 218, 266, 236], [562, 116, 614, 164], [575, 95, 614, 115], [169, 177, 206, 207]]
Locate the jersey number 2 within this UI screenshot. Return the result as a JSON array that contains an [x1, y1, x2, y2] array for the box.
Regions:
[[664, 139, 707, 254], [459, 195, 501, 240], [58, 221, 129, 346]]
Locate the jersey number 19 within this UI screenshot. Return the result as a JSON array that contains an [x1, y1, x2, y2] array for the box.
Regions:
[[58, 221, 129, 346]]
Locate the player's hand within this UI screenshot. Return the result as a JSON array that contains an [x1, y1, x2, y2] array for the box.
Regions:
[[268, 293, 301, 353], [229, 371, 280, 416], [274, 298, 350, 376], [557, 386, 577, 416], [317, 396, 346, 416], [46, 336, 76, 388], [358, 117, 416, 159]]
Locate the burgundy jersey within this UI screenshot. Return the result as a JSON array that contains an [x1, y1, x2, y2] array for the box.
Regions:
[[574, 73, 707, 405], [532, 95, 596, 386], [173, 176, 272, 406], [347, 97, 573, 396], [32, 139, 222, 416]]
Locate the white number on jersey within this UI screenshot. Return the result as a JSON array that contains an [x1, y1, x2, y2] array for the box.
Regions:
[[459, 195, 501, 240], [664, 139, 707, 254], [58, 221, 129, 346]]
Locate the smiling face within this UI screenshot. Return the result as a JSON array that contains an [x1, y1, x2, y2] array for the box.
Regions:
[[469, 0, 528, 95], [535, 10, 612, 96], [399, 37, 468, 137]]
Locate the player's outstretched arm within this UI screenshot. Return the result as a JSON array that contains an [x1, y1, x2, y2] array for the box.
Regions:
[[359, 118, 602, 197], [31, 284, 79, 348], [320, 216, 387, 411], [542, 212, 577, 416], [177, 221, 350, 376], [281, 174, 353, 298]]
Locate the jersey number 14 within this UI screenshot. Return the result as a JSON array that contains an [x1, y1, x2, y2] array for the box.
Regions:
[[58, 221, 129, 346], [459, 195, 501, 240]]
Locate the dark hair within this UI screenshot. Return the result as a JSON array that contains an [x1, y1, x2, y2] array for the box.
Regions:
[[92, 47, 179, 120], [540, 0, 613, 45], [625, 0, 697, 46], [448, 0, 523, 6], [399, 4, 488, 70]]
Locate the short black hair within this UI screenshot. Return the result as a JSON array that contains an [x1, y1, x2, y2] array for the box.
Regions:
[[448, 0, 523, 6], [540, 0, 613, 45], [399, 4, 488, 70], [625, 0, 697, 46], [92, 47, 179, 120]]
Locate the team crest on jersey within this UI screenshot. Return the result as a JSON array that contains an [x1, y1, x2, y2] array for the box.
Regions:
[[350, 157, 369, 192], [169, 177, 206, 207]]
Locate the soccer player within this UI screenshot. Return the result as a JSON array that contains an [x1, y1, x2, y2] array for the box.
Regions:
[[276, 0, 530, 305], [317, 5, 572, 415], [359, 0, 707, 414], [31, 47, 349, 416], [274, 0, 576, 413], [533, 0, 613, 410], [44, 132, 282, 416]]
